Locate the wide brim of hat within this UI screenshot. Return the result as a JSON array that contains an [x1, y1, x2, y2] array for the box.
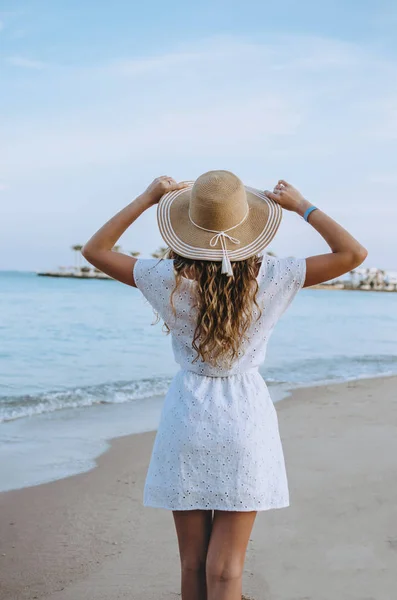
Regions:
[[157, 181, 282, 261]]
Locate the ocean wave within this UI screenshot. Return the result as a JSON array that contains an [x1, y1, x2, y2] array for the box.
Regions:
[[261, 354, 397, 385], [0, 377, 172, 423], [1, 354, 396, 423]]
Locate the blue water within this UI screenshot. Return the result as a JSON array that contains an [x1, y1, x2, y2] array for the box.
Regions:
[[1, 271, 396, 491]]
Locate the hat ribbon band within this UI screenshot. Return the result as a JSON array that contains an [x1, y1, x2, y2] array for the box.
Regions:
[[188, 207, 249, 277]]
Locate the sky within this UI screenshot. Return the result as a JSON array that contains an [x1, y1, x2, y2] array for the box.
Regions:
[[1, 1, 397, 271]]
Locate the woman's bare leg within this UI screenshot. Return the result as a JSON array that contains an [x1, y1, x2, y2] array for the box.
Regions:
[[206, 509, 257, 600], [173, 509, 213, 600]]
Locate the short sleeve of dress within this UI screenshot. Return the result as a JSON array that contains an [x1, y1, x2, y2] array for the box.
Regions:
[[133, 258, 174, 321], [259, 254, 307, 319]]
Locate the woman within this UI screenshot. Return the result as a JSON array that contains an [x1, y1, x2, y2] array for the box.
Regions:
[[82, 170, 367, 600]]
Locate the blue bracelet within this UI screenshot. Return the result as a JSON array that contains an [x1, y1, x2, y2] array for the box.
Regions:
[[303, 205, 318, 222]]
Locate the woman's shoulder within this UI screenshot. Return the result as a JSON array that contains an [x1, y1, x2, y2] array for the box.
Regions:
[[258, 253, 306, 282], [133, 257, 174, 289], [135, 256, 174, 273], [257, 253, 307, 317], [133, 258, 176, 321]]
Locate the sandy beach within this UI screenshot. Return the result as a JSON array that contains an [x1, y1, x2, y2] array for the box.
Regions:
[[0, 375, 396, 600]]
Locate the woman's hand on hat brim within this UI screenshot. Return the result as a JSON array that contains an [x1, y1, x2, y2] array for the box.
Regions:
[[265, 180, 309, 215], [144, 176, 190, 206]]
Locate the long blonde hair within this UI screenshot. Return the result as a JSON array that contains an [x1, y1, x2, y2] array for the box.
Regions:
[[159, 249, 263, 369]]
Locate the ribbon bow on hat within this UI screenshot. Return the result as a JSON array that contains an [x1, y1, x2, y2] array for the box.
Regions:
[[208, 231, 241, 277], [188, 210, 248, 278]]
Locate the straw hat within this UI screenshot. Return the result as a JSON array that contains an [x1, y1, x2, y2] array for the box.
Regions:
[[157, 170, 282, 277]]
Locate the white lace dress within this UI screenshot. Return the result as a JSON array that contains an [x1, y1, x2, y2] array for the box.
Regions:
[[133, 254, 306, 511]]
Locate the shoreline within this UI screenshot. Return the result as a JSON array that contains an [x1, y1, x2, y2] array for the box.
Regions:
[[0, 375, 396, 600], [310, 284, 397, 292]]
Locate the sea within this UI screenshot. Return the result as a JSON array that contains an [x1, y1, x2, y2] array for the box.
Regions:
[[1, 270, 396, 492]]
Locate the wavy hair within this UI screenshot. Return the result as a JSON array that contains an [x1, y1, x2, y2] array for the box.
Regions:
[[156, 248, 263, 369]]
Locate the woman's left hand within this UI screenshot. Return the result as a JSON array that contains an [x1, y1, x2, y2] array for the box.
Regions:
[[144, 176, 190, 206]]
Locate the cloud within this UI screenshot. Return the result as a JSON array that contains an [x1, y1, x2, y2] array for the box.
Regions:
[[1, 33, 396, 270], [5, 56, 47, 69], [0, 181, 9, 191], [1, 34, 397, 182]]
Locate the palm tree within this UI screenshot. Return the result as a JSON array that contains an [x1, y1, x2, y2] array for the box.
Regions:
[[129, 251, 141, 257], [113, 245, 121, 252], [151, 246, 169, 259], [71, 244, 83, 269], [266, 250, 277, 257]]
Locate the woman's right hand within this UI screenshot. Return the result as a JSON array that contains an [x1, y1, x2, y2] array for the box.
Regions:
[[265, 180, 310, 215], [265, 180, 368, 289]]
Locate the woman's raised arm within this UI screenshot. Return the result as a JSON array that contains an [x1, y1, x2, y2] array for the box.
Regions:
[[265, 180, 368, 288], [81, 177, 187, 287]]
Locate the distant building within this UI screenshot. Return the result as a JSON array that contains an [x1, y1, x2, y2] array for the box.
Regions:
[[349, 268, 397, 291]]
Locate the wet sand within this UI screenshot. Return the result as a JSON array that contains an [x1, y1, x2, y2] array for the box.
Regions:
[[0, 376, 396, 600]]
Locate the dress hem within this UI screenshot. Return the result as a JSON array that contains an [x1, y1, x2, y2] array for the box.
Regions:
[[143, 501, 290, 512]]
